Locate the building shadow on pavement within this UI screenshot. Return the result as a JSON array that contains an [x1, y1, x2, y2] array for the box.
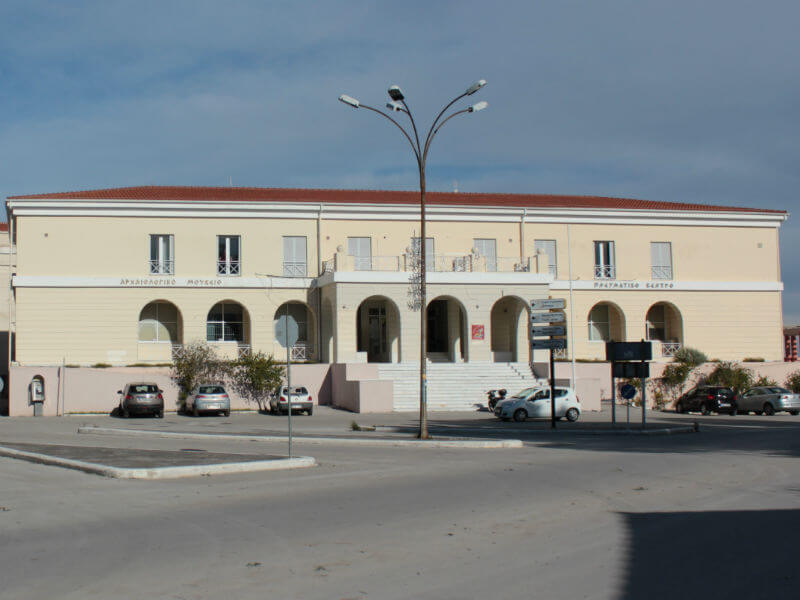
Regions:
[[616, 509, 800, 600]]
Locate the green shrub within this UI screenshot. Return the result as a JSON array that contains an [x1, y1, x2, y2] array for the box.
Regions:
[[752, 374, 777, 387], [228, 351, 284, 412], [171, 341, 229, 409], [672, 347, 707, 367], [785, 370, 800, 393], [743, 357, 765, 363], [705, 361, 753, 393], [91, 363, 112, 368]]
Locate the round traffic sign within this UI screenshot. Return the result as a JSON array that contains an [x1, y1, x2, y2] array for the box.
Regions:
[[620, 384, 637, 400]]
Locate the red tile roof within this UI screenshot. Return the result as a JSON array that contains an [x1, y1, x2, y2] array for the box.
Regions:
[[7, 185, 787, 214], [0, 222, 8, 232]]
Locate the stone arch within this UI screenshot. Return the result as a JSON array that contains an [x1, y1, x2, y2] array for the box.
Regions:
[[490, 295, 531, 362], [206, 300, 251, 346], [273, 300, 317, 361], [427, 295, 469, 363], [355, 295, 401, 363], [646, 301, 683, 357], [587, 301, 626, 342], [138, 300, 183, 344]]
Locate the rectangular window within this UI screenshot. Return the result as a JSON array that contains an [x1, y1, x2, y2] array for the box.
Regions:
[[217, 235, 241, 276], [149, 234, 174, 275], [534, 239, 557, 277], [473, 238, 497, 272], [347, 237, 372, 271], [411, 237, 435, 271], [651, 242, 673, 280], [593, 241, 615, 279], [283, 236, 307, 277]]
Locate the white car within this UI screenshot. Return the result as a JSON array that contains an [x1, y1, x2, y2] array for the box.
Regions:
[[494, 386, 581, 422], [269, 386, 314, 415]]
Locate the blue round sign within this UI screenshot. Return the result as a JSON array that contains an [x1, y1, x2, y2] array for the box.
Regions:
[[620, 384, 637, 400]]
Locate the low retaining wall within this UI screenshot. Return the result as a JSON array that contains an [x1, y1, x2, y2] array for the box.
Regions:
[[330, 364, 394, 413], [7, 364, 332, 417]]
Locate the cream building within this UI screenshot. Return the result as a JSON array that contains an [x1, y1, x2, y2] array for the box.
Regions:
[[2, 186, 788, 414]]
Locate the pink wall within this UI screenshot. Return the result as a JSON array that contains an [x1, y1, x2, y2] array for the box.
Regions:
[[8, 364, 332, 417]]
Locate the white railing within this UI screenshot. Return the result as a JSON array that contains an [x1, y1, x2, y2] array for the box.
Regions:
[[651, 265, 673, 280], [553, 347, 568, 359], [322, 259, 334, 273], [291, 344, 312, 361], [369, 255, 402, 271], [217, 260, 241, 276], [282, 262, 307, 277], [594, 264, 616, 279], [149, 260, 174, 275], [661, 342, 681, 357], [170, 344, 183, 360], [237, 344, 251, 358]]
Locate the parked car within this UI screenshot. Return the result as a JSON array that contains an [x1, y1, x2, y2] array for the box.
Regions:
[[269, 386, 313, 415], [494, 386, 581, 422], [737, 386, 800, 415], [117, 382, 164, 418], [186, 384, 230, 417], [674, 386, 736, 415]]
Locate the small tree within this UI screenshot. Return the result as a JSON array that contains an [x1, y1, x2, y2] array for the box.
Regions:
[[658, 346, 707, 406], [785, 370, 800, 393], [228, 351, 284, 411], [171, 341, 229, 409], [705, 361, 753, 394], [752, 374, 777, 388], [672, 346, 707, 368]]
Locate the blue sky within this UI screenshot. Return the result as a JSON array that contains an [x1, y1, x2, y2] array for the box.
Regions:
[[1, 1, 799, 319]]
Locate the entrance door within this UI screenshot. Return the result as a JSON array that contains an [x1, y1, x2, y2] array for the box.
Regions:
[[427, 300, 448, 353], [367, 307, 387, 362]]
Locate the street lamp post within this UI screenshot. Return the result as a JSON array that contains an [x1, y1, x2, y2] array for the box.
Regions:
[[339, 81, 488, 439]]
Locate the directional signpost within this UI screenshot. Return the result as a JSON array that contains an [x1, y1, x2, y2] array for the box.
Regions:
[[530, 297, 567, 429], [606, 340, 652, 429]]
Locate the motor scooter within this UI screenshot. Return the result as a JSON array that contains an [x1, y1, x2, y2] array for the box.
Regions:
[[487, 389, 507, 411]]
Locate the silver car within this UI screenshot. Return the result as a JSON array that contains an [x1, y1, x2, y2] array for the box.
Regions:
[[269, 386, 313, 415], [118, 382, 164, 418], [186, 384, 231, 417], [737, 386, 800, 415]]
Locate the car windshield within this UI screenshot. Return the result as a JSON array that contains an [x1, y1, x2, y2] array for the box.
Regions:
[[198, 385, 226, 394], [768, 387, 791, 394], [130, 384, 158, 394], [512, 387, 536, 398]]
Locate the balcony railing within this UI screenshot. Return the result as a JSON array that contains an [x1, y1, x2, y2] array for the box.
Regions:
[[323, 252, 549, 274], [594, 264, 616, 279], [651, 265, 673, 280], [282, 262, 307, 277], [217, 260, 241, 276], [660, 342, 681, 357], [291, 344, 312, 361], [149, 260, 174, 275]]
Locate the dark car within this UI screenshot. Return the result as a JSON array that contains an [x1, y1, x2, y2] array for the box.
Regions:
[[675, 386, 736, 416], [117, 382, 164, 418]]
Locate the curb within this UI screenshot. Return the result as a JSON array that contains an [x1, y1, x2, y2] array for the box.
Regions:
[[369, 424, 698, 436], [0, 444, 316, 479], [77, 426, 524, 449]]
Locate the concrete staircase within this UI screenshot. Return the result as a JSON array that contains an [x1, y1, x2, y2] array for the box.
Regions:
[[377, 362, 545, 412]]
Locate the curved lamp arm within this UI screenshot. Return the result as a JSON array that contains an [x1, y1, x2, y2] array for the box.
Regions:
[[355, 103, 422, 166]]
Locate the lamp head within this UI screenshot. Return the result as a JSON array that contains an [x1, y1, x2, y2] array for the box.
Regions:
[[386, 101, 403, 112], [468, 100, 488, 112], [388, 85, 404, 101], [465, 79, 487, 95], [338, 94, 360, 108]]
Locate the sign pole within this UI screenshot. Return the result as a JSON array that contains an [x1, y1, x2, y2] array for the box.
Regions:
[[286, 303, 292, 458], [550, 348, 556, 429], [641, 341, 647, 430], [611, 368, 616, 427]]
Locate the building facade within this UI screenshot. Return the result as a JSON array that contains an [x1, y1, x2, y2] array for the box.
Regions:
[[4, 186, 786, 374]]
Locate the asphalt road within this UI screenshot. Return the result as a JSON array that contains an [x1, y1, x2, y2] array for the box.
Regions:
[[1, 409, 798, 599]]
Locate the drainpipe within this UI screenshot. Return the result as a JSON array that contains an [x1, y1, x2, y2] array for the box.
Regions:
[[7, 213, 14, 377], [519, 208, 526, 264]]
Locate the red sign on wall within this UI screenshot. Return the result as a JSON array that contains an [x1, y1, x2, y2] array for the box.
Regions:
[[471, 324, 485, 340]]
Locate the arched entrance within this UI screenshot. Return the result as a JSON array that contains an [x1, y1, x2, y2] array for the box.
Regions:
[[207, 300, 251, 358], [490, 296, 531, 362], [426, 295, 468, 362], [274, 301, 316, 361], [587, 302, 626, 342], [356, 296, 401, 363]]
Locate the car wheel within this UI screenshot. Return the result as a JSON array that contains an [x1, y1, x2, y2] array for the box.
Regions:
[[156, 409, 164, 418], [224, 410, 230, 417], [565, 407, 579, 422], [729, 408, 737, 416], [790, 411, 799, 416], [121, 406, 129, 419], [763, 403, 775, 416], [675, 402, 684, 414], [513, 408, 527, 422], [193, 406, 199, 417], [701, 403, 711, 416], [307, 407, 313, 416]]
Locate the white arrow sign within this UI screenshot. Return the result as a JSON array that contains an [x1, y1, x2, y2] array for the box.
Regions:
[[530, 312, 566, 323], [531, 298, 566, 310], [531, 338, 567, 350]]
